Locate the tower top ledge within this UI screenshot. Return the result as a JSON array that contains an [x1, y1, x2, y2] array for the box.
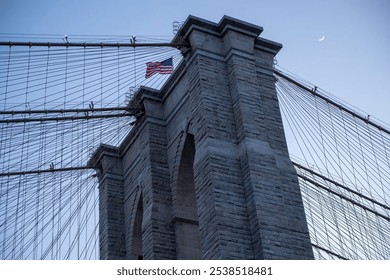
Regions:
[[173, 15, 282, 54]]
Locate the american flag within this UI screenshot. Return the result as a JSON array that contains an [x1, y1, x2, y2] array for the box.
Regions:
[[145, 57, 174, 78]]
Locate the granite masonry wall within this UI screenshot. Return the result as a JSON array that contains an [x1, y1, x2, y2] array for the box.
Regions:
[[90, 15, 314, 260]]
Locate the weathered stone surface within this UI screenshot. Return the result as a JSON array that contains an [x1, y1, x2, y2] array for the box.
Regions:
[[90, 15, 314, 260]]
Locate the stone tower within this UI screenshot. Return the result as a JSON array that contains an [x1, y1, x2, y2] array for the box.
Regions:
[[89, 15, 314, 260]]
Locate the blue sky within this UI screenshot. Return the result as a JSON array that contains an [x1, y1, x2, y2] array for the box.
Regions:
[[1, 0, 389, 123]]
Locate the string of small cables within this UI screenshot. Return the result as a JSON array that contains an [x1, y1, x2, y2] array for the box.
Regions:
[[275, 69, 390, 259], [0, 35, 182, 259]]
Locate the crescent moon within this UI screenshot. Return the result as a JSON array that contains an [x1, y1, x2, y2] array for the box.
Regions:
[[318, 35, 325, 42]]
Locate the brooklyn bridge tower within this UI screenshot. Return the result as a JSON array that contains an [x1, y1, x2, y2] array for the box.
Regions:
[[89, 15, 314, 260]]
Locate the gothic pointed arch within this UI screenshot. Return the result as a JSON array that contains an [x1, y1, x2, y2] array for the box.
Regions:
[[172, 132, 202, 259], [131, 191, 144, 260]]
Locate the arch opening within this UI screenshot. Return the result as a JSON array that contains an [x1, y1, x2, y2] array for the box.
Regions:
[[131, 194, 143, 260], [174, 133, 202, 259]]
